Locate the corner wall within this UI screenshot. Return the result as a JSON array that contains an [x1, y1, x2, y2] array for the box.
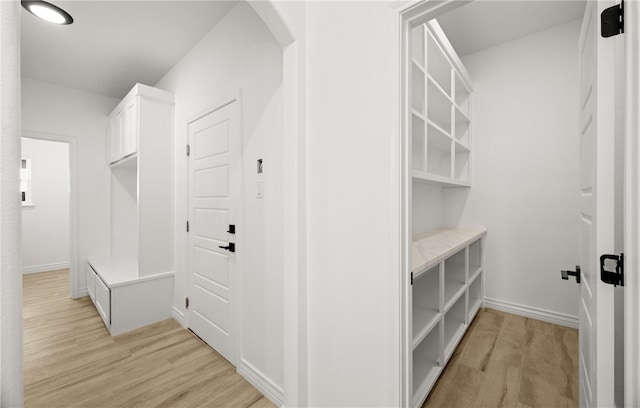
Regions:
[[155, 1, 284, 398], [444, 20, 582, 322]]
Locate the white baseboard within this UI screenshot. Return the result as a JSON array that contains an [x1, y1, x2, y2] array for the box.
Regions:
[[77, 287, 88, 298], [171, 306, 186, 328], [483, 297, 579, 329], [22, 262, 70, 275], [238, 359, 284, 407]]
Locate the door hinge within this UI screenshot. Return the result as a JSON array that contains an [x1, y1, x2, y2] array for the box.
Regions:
[[186, 144, 191, 156], [411, 272, 414, 285], [186, 220, 189, 232], [601, 253, 624, 287], [185, 297, 189, 309], [602, 0, 624, 38]]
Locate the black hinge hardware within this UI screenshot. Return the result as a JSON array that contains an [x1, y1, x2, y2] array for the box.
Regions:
[[411, 272, 414, 285], [601, 0, 624, 38], [186, 220, 189, 232], [185, 297, 189, 309], [186, 144, 190, 156], [600, 253, 624, 286], [227, 224, 235, 234], [561, 266, 581, 284], [219, 242, 235, 253]]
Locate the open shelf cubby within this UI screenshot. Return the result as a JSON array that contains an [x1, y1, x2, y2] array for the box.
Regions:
[[469, 274, 482, 321], [412, 264, 441, 348], [426, 29, 451, 95], [469, 239, 482, 279], [426, 127, 452, 178], [444, 293, 467, 360], [412, 326, 441, 406], [412, 114, 426, 172], [444, 249, 465, 309]]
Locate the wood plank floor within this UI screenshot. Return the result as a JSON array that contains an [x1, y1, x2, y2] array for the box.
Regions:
[[23, 270, 275, 408], [423, 308, 579, 408]]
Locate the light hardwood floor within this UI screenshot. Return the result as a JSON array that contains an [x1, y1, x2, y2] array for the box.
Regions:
[[23, 270, 275, 408], [423, 308, 579, 408]]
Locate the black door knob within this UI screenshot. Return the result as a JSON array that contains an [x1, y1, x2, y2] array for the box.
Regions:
[[218, 243, 235, 253]]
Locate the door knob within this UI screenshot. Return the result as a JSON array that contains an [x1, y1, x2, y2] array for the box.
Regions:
[[561, 265, 581, 284], [218, 242, 235, 253]]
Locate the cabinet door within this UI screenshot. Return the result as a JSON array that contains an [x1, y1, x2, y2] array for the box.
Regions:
[[95, 275, 111, 327], [108, 111, 123, 163], [86, 264, 96, 302], [121, 98, 138, 158]]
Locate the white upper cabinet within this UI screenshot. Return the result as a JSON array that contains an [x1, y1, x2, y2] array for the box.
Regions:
[[107, 84, 168, 165], [411, 21, 473, 187]]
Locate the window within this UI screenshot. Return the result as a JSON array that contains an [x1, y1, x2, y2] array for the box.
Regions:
[[20, 158, 33, 206]]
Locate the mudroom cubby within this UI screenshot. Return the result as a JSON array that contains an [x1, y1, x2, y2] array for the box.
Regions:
[[408, 15, 485, 408]]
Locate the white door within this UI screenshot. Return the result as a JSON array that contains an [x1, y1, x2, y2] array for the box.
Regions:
[[578, 1, 621, 406], [187, 100, 240, 366]]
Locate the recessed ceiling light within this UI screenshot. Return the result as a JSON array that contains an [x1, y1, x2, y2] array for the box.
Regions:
[[22, 1, 73, 25]]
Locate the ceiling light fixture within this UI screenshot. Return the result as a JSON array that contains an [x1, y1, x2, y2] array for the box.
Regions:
[[22, 1, 73, 25]]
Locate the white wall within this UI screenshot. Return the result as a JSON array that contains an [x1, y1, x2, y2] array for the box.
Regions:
[[21, 138, 70, 273], [155, 1, 284, 396], [21, 78, 118, 292], [443, 20, 582, 320], [306, 2, 398, 405]]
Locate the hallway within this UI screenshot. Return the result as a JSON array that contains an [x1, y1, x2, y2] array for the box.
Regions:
[[23, 270, 274, 408]]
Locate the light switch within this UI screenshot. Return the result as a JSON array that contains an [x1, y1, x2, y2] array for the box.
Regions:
[[256, 181, 264, 198]]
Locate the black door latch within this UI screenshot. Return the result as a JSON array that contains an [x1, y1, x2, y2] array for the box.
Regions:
[[219, 242, 235, 253], [561, 266, 581, 284], [601, 253, 624, 286]]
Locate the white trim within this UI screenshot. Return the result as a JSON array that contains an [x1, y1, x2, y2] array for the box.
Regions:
[[238, 359, 284, 408], [624, 1, 640, 405], [171, 306, 186, 328], [77, 288, 88, 298], [22, 262, 70, 275], [483, 297, 578, 329], [22, 131, 79, 299]]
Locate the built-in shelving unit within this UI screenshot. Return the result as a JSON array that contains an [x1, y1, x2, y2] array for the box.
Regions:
[[410, 21, 473, 187], [88, 83, 175, 336], [410, 228, 486, 408]]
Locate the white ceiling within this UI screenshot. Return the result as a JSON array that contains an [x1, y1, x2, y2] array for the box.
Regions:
[[21, 1, 586, 99], [21, 1, 238, 99], [437, 1, 586, 57]]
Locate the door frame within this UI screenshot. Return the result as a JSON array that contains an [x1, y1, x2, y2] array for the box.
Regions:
[[22, 130, 79, 299], [624, 1, 640, 405], [389, 0, 640, 406], [184, 94, 244, 367]]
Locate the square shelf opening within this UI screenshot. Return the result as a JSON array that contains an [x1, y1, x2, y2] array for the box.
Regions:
[[469, 239, 482, 276], [469, 274, 482, 320], [411, 25, 425, 68], [426, 128, 452, 178], [412, 324, 441, 401], [454, 149, 470, 182], [444, 250, 465, 307], [427, 78, 452, 133], [454, 109, 470, 145], [444, 294, 467, 359], [412, 115, 426, 172], [454, 73, 470, 115], [426, 27, 451, 96], [412, 64, 426, 115], [412, 265, 440, 344]]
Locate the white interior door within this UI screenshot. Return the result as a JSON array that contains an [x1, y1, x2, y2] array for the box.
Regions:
[[187, 100, 239, 366], [578, 2, 619, 407]]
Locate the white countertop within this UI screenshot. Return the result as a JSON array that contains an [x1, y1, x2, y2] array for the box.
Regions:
[[88, 256, 173, 288], [412, 227, 487, 275]]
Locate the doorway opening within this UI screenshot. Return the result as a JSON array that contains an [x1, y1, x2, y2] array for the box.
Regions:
[[21, 132, 78, 299]]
